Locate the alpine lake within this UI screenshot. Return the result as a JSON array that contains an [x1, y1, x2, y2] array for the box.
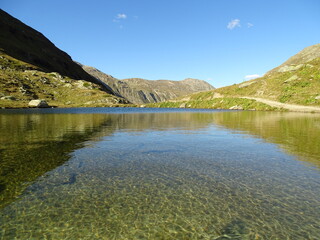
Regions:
[[0, 108, 319, 240]]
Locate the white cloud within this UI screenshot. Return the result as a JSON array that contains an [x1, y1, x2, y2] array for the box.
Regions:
[[113, 14, 127, 27], [247, 23, 254, 28], [116, 13, 127, 19], [244, 74, 260, 80], [227, 19, 241, 30]]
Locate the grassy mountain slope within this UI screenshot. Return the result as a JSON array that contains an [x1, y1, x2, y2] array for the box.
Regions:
[[81, 64, 215, 104], [0, 9, 114, 94], [0, 52, 129, 108], [149, 44, 320, 111]]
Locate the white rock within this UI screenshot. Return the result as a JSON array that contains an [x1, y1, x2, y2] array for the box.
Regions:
[[229, 105, 243, 110], [278, 64, 303, 72], [284, 75, 299, 83], [28, 99, 49, 108], [1, 96, 16, 100], [239, 81, 256, 88], [179, 103, 186, 108]]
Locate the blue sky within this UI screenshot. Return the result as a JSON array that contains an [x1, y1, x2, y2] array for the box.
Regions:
[[1, 0, 320, 87]]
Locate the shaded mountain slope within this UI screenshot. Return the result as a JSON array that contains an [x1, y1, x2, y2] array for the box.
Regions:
[[0, 9, 113, 93], [0, 53, 129, 108], [81, 64, 215, 104]]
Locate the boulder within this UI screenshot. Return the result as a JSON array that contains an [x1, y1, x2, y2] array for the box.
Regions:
[[238, 81, 257, 88], [229, 105, 243, 110], [28, 99, 49, 108], [74, 80, 91, 89], [277, 64, 303, 73], [0, 95, 16, 100], [284, 74, 299, 83], [179, 103, 186, 108]]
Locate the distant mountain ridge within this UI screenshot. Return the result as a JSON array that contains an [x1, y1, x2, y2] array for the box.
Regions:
[[80, 64, 215, 104], [148, 43, 320, 111]]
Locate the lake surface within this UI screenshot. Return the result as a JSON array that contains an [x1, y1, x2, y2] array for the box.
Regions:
[[0, 108, 319, 239]]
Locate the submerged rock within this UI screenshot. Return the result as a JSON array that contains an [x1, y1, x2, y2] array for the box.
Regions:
[[28, 99, 49, 108]]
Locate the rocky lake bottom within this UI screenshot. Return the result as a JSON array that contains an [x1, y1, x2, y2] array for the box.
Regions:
[[0, 108, 319, 239]]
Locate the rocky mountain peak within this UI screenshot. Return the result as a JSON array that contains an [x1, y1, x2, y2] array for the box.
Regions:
[[81, 65, 215, 104], [268, 43, 320, 74]]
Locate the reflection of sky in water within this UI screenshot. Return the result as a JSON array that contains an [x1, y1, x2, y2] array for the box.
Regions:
[[0, 109, 319, 239]]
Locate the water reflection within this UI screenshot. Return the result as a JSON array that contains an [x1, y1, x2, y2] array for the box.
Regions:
[[0, 111, 216, 208], [209, 111, 320, 168], [0, 109, 319, 239], [0, 113, 114, 208]]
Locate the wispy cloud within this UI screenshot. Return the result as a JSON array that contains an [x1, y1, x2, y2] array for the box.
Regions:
[[113, 13, 127, 28], [244, 74, 260, 80], [227, 19, 241, 30], [116, 13, 127, 19], [247, 23, 254, 28]]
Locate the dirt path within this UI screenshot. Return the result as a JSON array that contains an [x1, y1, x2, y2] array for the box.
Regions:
[[242, 97, 320, 113]]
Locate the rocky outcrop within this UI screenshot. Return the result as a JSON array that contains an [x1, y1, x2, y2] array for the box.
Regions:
[[238, 81, 257, 88], [267, 43, 320, 74], [81, 65, 215, 104]]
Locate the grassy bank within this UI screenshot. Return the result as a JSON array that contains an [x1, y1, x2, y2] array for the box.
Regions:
[[147, 97, 281, 111]]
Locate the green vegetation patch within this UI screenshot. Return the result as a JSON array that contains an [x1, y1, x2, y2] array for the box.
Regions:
[[0, 53, 129, 108], [147, 98, 280, 111], [209, 57, 320, 106]]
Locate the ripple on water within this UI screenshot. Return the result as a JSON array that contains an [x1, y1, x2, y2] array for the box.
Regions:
[[0, 110, 320, 239]]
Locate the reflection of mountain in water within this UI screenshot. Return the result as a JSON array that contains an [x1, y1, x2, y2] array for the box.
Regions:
[[0, 113, 115, 208], [0, 111, 216, 208], [1, 109, 319, 209], [210, 111, 320, 168]]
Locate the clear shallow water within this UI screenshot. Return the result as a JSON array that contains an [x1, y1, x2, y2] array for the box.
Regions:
[[0, 108, 319, 239]]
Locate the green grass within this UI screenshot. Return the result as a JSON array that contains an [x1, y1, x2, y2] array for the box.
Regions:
[[151, 57, 320, 111], [211, 58, 320, 106], [0, 52, 130, 108], [147, 98, 280, 111]]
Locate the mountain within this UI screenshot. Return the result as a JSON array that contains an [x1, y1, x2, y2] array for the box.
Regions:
[[267, 44, 320, 74], [0, 9, 128, 108], [213, 43, 320, 105], [80, 64, 215, 104], [0, 52, 129, 108], [148, 44, 320, 111], [0, 9, 214, 107], [0, 9, 114, 94]]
